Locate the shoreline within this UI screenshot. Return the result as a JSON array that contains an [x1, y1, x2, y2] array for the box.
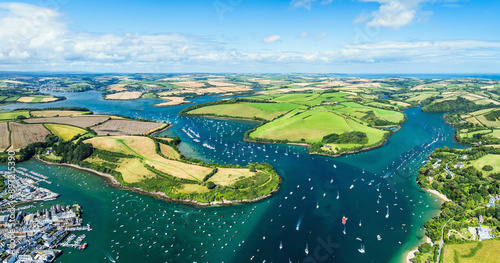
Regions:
[[424, 188, 451, 203], [405, 236, 433, 263], [35, 156, 281, 207]]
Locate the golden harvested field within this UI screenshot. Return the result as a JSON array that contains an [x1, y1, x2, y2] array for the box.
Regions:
[[85, 136, 212, 181], [153, 97, 192, 107], [169, 81, 206, 88], [159, 143, 180, 160], [0, 122, 9, 152], [105, 91, 142, 100], [208, 168, 255, 186], [207, 81, 236, 87], [17, 97, 35, 103], [107, 84, 128, 91], [92, 120, 165, 135], [8, 123, 49, 151], [24, 116, 110, 128], [30, 110, 89, 117], [41, 98, 58, 102]]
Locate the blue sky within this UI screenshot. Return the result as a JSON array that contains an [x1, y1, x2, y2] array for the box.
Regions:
[[0, 0, 499, 73]]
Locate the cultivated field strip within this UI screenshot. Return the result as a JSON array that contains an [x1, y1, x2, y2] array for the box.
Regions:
[[92, 120, 164, 135], [24, 116, 109, 128], [0, 122, 9, 152], [8, 123, 50, 151]]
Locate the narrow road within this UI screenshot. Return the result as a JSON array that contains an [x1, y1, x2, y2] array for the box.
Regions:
[[437, 218, 452, 262]]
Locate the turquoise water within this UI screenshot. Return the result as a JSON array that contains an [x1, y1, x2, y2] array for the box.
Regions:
[[0, 91, 465, 262]]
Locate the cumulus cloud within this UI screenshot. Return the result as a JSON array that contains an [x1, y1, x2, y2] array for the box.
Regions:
[[262, 35, 282, 43], [359, 0, 432, 29]]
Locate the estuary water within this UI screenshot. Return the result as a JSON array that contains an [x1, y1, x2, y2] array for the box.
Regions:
[[0, 91, 464, 263]]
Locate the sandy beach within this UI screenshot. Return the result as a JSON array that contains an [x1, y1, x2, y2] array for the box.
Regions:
[[425, 188, 451, 202]]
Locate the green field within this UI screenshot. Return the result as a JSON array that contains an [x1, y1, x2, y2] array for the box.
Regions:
[[334, 102, 405, 123], [0, 111, 30, 120], [31, 97, 44, 103], [250, 108, 353, 142], [3, 96, 20, 102], [444, 239, 500, 263], [469, 154, 500, 175], [186, 102, 301, 121], [44, 123, 87, 141]]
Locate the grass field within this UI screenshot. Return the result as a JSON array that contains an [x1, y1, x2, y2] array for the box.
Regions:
[[443, 239, 500, 263], [187, 103, 298, 121], [44, 123, 87, 141], [30, 110, 91, 117], [8, 123, 50, 151], [335, 102, 405, 123], [24, 116, 110, 128], [250, 108, 352, 142], [406, 92, 439, 102], [469, 154, 500, 175], [92, 120, 165, 136], [0, 111, 30, 120], [0, 122, 9, 152]]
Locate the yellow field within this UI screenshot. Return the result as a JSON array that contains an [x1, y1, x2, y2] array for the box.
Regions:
[[41, 98, 58, 102], [443, 240, 500, 263], [115, 158, 156, 183], [44, 123, 87, 141], [153, 97, 192, 107], [17, 97, 35, 103], [0, 122, 9, 152], [207, 81, 236, 87], [92, 120, 165, 135], [30, 110, 89, 117], [208, 168, 256, 186], [106, 91, 142, 100], [159, 143, 180, 159], [8, 123, 50, 151], [84, 136, 212, 181]]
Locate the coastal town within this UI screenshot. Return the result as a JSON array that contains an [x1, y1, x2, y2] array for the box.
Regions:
[[0, 169, 91, 263]]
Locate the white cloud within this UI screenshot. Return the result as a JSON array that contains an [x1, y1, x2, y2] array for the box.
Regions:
[[290, 0, 334, 9], [300, 31, 309, 38], [290, 0, 316, 10], [262, 35, 282, 43], [360, 0, 432, 29]]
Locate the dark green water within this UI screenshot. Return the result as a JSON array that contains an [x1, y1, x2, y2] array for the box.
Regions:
[[0, 91, 464, 262]]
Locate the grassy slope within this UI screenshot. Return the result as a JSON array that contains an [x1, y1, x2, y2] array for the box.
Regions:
[[250, 108, 352, 142], [0, 111, 30, 120]]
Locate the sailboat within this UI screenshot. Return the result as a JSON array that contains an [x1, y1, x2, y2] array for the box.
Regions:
[[358, 244, 365, 254], [385, 204, 389, 218], [337, 191, 339, 199], [316, 202, 319, 209], [279, 241, 283, 250], [377, 235, 382, 241], [305, 244, 309, 255], [359, 220, 362, 227]]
